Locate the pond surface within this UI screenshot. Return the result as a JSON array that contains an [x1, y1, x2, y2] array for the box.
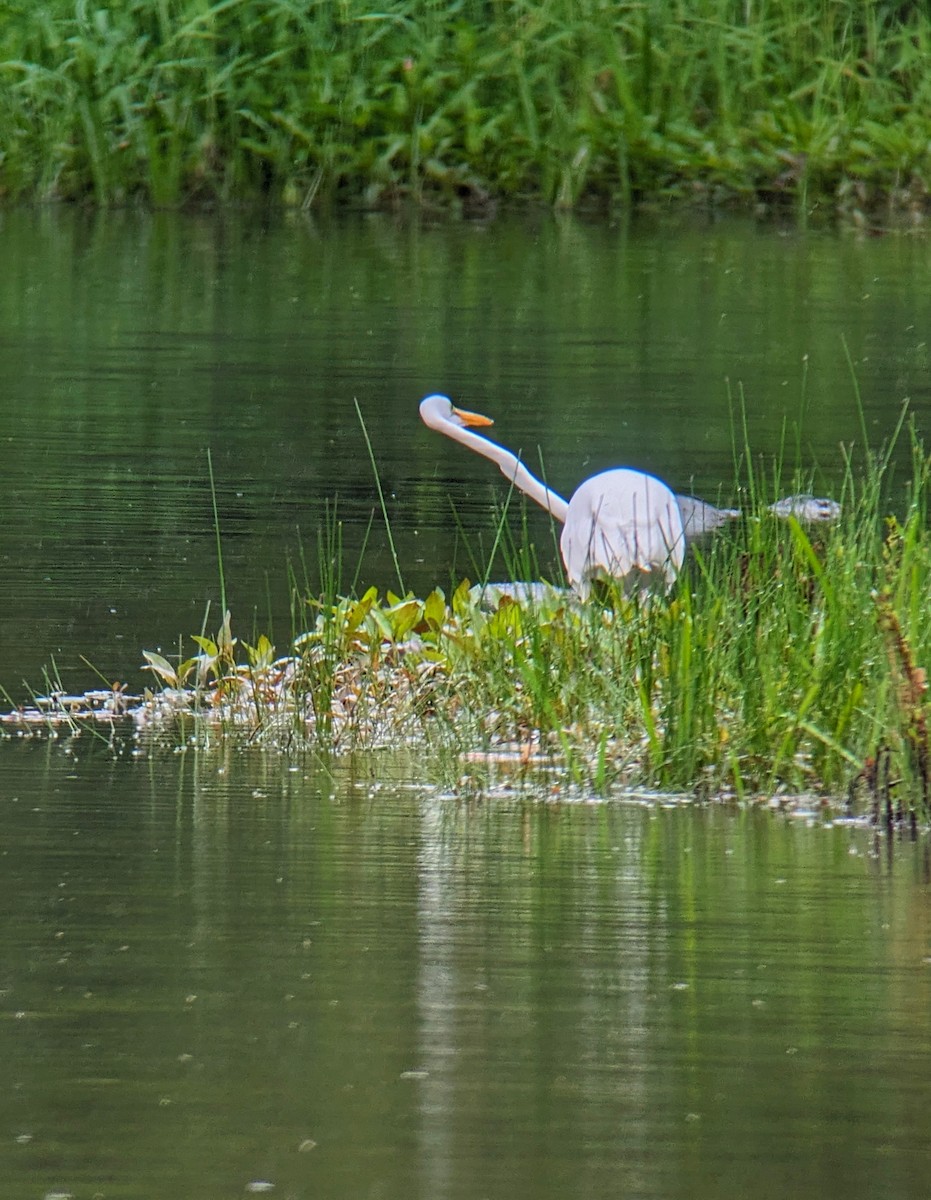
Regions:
[[1, 742, 930, 1200], [2, 209, 931, 1199]]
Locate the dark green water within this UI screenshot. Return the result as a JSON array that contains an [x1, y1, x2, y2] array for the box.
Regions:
[[2, 210, 931, 1199], [1, 742, 930, 1200]]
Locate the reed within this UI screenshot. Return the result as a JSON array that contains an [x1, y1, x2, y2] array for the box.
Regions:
[[1, 0, 928, 217]]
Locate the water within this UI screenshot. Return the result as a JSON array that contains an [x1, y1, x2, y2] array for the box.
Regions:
[[3, 209, 931, 1198], [1, 744, 930, 1199]]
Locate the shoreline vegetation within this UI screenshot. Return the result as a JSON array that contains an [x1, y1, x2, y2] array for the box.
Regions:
[[3, 423, 931, 827], [2, 1, 930, 221]]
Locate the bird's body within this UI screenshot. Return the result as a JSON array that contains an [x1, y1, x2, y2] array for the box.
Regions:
[[560, 468, 684, 596], [674, 493, 740, 543], [419, 394, 684, 597]]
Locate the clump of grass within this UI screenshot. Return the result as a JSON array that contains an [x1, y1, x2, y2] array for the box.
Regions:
[[7, 421, 931, 823], [111, 424, 931, 824], [134, 586, 463, 752], [1, 0, 930, 218]]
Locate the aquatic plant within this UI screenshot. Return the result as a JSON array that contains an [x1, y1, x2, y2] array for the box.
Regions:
[[1, 0, 929, 218]]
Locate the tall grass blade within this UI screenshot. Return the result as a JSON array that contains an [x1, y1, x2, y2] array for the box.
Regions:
[[206, 446, 228, 616], [355, 398, 404, 594]]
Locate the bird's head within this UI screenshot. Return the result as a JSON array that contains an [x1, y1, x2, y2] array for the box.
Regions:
[[420, 394, 494, 432]]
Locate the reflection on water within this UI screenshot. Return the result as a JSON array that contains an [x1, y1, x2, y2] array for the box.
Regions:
[[1, 209, 931, 694], [1, 743, 930, 1199]]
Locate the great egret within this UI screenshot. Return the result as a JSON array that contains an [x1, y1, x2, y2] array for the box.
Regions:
[[419, 393, 685, 597], [419, 395, 841, 598]]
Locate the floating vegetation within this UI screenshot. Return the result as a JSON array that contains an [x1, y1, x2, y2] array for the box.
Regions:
[[0, 686, 141, 731], [1, 0, 930, 219]]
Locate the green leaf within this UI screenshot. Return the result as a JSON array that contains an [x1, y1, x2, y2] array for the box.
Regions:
[[142, 650, 178, 686], [423, 588, 447, 630]]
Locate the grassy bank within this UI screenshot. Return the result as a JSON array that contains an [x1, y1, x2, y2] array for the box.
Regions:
[[7, 426, 931, 824], [2, 0, 930, 218]]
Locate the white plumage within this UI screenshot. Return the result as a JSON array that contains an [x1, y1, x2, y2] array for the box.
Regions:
[[559, 468, 684, 597], [419, 394, 684, 597]]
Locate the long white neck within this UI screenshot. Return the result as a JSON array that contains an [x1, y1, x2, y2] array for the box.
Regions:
[[426, 406, 569, 523]]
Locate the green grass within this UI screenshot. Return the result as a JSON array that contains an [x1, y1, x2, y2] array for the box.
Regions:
[[6, 427, 931, 823], [114, 420, 931, 825], [1, 0, 929, 217]]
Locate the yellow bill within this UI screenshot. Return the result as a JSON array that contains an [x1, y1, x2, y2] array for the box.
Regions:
[[453, 405, 494, 428]]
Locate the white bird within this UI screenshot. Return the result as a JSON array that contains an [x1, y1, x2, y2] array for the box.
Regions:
[[419, 393, 685, 598]]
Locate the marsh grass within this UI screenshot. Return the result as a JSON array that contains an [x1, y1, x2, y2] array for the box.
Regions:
[[6, 406, 931, 821], [1, 0, 929, 217], [429, 442, 931, 819], [0, 402, 924, 823], [102, 419, 931, 823]]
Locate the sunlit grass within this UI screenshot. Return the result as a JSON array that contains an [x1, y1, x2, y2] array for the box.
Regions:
[[1, 0, 929, 217]]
